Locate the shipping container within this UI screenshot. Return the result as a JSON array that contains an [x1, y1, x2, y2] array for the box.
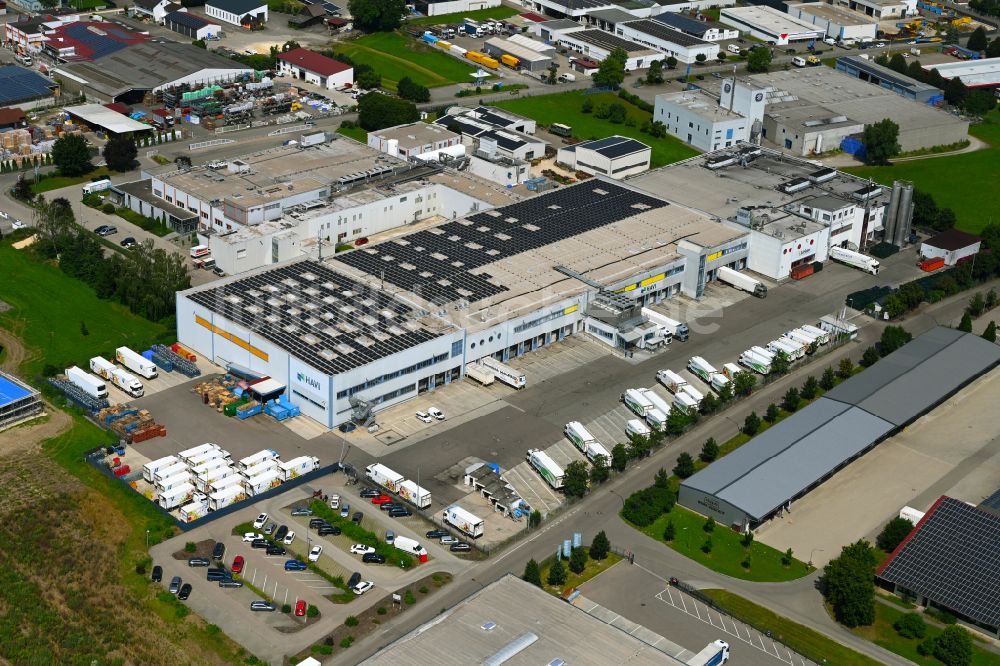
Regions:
[[790, 263, 814, 280], [920, 256, 945, 272], [465, 362, 495, 386], [443, 504, 485, 538]]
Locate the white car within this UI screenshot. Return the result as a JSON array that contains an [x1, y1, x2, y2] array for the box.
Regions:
[[11, 220, 26, 230], [283, 531, 296, 546], [308, 545, 323, 562], [329, 494, 340, 510], [350, 544, 375, 555], [353, 580, 375, 595], [415, 411, 433, 423], [427, 407, 445, 420], [253, 512, 268, 529], [243, 532, 264, 542]]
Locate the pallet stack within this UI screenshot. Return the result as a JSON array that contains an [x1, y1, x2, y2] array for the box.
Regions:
[[192, 377, 242, 412]]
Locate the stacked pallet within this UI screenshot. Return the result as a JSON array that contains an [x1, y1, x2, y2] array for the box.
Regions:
[[110, 409, 155, 437], [192, 377, 242, 411]]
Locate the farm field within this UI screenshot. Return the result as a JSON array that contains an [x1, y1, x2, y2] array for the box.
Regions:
[[496, 90, 699, 168], [336, 32, 477, 90]]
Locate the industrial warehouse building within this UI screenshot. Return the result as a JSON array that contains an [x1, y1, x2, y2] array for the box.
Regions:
[[164, 10, 223, 41], [484, 36, 554, 71], [276, 48, 353, 89], [922, 57, 1000, 89], [653, 78, 765, 152], [554, 29, 665, 70], [0, 370, 42, 430], [785, 2, 877, 41], [650, 11, 739, 42], [556, 135, 651, 178], [204, 0, 268, 26], [920, 229, 982, 266], [367, 122, 462, 159], [412, 0, 500, 16], [678, 327, 1000, 530], [836, 55, 942, 103], [719, 6, 823, 44], [615, 19, 720, 64]]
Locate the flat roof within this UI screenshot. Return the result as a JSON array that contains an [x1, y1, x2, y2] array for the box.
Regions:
[[562, 29, 657, 55], [369, 122, 459, 150], [587, 7, 637, 23], [578, 135, 650, 158], [64, 103, 152, 133], [789, 2, 877, 26], [837, 55, 941, 95], [656, 89, 746, 122], [538, 18, 584, 31], [923, 56, 1000, 88], [505, 33, 556, 54], [362, 575, 684, 665], [485, 37, 553, 63], [682, 327, 1000, 522], [720, 6, 823, 37], [652, 11, 729, 35], [0, 65, 57, 105], [468, 105, 536, 130], [0, 372, 32, 406], [435, 115, 541, 151], [622, 19, 712, 47]]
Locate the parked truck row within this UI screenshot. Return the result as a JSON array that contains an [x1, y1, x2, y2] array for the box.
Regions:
[[738, 320, 833, 375], [365, 463, 433, 508]]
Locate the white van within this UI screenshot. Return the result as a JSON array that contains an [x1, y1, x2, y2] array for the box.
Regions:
[[190, 245, 210, 258], [727, 44, 741, 55], [792, 56, 807, 67]]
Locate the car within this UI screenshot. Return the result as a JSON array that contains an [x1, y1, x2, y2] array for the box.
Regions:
[[283, 531, 296, 546], [427, 407, 445, 420], [415, 411, 433, 423], [253, 513, 268, 529], [389, 508, 412, 518], [243, 48, 257, 55], [426, 529, 449, 539], [219, 579, 244, 588], [295, 599, 306, 617], [263, 522, 276, 536], [291, 506, 312, 516], [274, 525, 288, 541], [353, 580, 375, 595], [212, 266, 225, 277], [266, 544, 286, 556], [669, 576, 679, 586], [308, 545, 323, 562], [243, 532, 263, 542], [340, 504, 350, 518], [94, 225, 110, 235], [362, 552, 387, 564], [169, 576, 181, 594], [372, 495, 391, 504], [250, 601, 276, 612], [151, 565, 163, 582], [309, 518, 327, 529], [380, 502, 400, 512], [188, 556, 210, 567], [213, 542, 226, 561], [284, 559, 308, 571], [251, 538, 268, 549], [178, 583, 192, 600], [329, 494, 340, 509], [350, 544, 375, 555], [359, 488, 379, 498], [120, 237, 137, 248], [385, 530, 395, 545], [450, 542, 471, 552], [317, 525, 341, 536], [207, 568, 230, 582], [10, 219, 27, 230], [440, 536, 458, 545], [347, 572, 362, 589], [232, 555, 245, 574], [352, 512, 363, 524]]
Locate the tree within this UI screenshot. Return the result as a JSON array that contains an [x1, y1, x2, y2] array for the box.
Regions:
[[912, 189, 939, 229], [733, 371, 756, 396], [645, 59, 663, 84], [610, 443, 628, 472], [894, 613, 927, 639], [968, 26, 988, 52], [838, 357, 854, 379], [958, 312, 973, 333], [523, 558, 542, 586], [563, 460, 590, 498], [934, 626, 973, 666], [820, 366, 836, 390], [529, 510, 542, 529], [594, 48, 627, 88], [581, 97, 594, 113], [717, 381, 733, 403], [703, 516, 715, 532], [355, 64, 381, 90], [12, 175, 33, 201], [823, 540, 877, 627], [861, 346, 881, 367], [357, 93, 418, 131], [968, 291, 987, 316], [52, 134, 92, 177], [695, 53, 707, 64], [876, 517, 914, 552], [944, 76, 968, 107], [963, 88, 997, 116], [888, 52, 908, 73], [665, 406, 690, 436], [983, 321, 997, 343], [192, 38, 207, 49], [800, 375, 819, 400], [307, 604, 319, 618], [568, 546, 588, 574], [673, 452, 695, 479], [743, 411, 761, 435], [988, 36, 1000, 59], [607, 102, 627, 124], [665, 56, 678, 70], [746, 47, 772, 73], [397, 76, 430, 103], [622, 485, 675, 526], [906, 60, 925, 81], [782, 547, 794, 566], [663, 520, 676, 541], [103, 134, 137, 172], [547, 558, 566, 586], [348, 0, 405, 32], [654, 467, 670, 489], [701, 537, 713, 553], [590, 455, 610, 485], [590, 531, 610, 560], [770, 350, 791, 375], [643, 120, 666, 138], [862, 118, 900, 165], [700, 437, 719, 463], [742, 531, 754, 548], [765, 402, 780, 423], [699, 391, 719, 415], [880, 325, 912, 354], [935, 207, 957, 232], [782, 387, 800, 412]]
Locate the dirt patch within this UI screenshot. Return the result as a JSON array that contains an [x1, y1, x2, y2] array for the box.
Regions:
[[172, 539, 219, 561]]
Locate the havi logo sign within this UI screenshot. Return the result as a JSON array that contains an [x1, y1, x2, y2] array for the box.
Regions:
[[296, 372, 322, 391]]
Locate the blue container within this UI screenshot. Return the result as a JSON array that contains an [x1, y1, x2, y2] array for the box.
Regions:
[[573, 532, 582, 549], [563, 539, 572, 558]]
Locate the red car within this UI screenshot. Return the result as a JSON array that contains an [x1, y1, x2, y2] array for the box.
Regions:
[[232, 555, 245, 575], [372, 495, 391, 505], [295, 599, 306, 617]]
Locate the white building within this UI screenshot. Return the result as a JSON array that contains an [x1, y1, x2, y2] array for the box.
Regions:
[[435, 114, 547, 161], [367, 122, 462, 159], [133, 0, 181, 22], [649, 12, 739, 42], [834, 0, 911, 19], [413, 0, 501, 17], [276, 48, 353, 89], [720, 6, 823, 44], [204, 0, 268, 26], [922, 57, 1000, 88], [920, 230, 982, 266], [653, 78, 765, 151], [556, 136, 651, 179], [555, 29, 665, 70], [785, 3, 877, 42], [616, 19, 720, 63]]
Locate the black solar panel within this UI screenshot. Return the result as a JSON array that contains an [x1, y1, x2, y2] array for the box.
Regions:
[[0, 66, 56, 105], [581, 136, 647, 159], [188, 261, 445, 375], [979, 487, 1000, 517], [622, 20, 711, 47], [877, 497, 1000, 629], [335, 182, 667, 305]]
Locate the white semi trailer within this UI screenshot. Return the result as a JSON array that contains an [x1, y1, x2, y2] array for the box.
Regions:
[[479, 357, 526, 389], [829, 246, 879, 275], [115, 346, 158, 378], [716, 266, 767, 298], [443, 504, 485, 538], [642, 308, 689, 341], [527, 449, 564, 489], [66, 366, 108, 399]]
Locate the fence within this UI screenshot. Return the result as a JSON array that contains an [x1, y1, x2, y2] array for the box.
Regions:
[[189, 138, 235, 150]]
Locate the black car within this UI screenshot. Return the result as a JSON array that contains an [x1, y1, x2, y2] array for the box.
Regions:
[[178, 583, 192, 600], [379, 502, 399, 512], [274, 525, 288, 542], [212, 542, 226, 561], [120, 236, 137, 248], [291, 507, 313, 516], [362, 552, 386, 564], [219, 579, 244, 588], [188, 556, 210, 567], [351, 512, 363, 524], [450, 542, 471, 552], [347, 572, 362, 589], [251, 538, 269, 549], [266, 544, 286, 556], [389, 508, 412, 518], [309, 518, 327, 529], [151, 565, 163, 582], [359, 488, 379, 498], [207, 568, 230, 581], [317, 525, 341, 536], [426, 530, 449, 539], [95, 224, 118, 236]]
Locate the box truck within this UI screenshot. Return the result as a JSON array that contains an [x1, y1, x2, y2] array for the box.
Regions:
[[158, 483, 195, 510], [398, 479, 432, 508], [244, 469, 281, 496], [799, 324, 830, 345], [768, 338, 804, 361], [564, 421, 597, 452], [110, 367, 144, 397], [829, 246, 879, 275], [709, 373, 730, 393], [115, 346, 158, 378], [180, 443, 218, 464], [194, 466, 237, 493], [89, 356, 116, 381], [672, 391, 698, 414], [641, 308, 689, 341], [242, 459, 278, 480], [585, 441, 611, 465], [785, 328, 819, 349], [527, 449, 564, 489], [187, 449, 227, 470], [208, 484, 245, 511], [207, 473, 244, 495], [66, 366, 108, 399], [626, 418, 651, 439], [646, 408, 667, 432], [622, 388, 654, 417], [716, 266, 767, 298], [479, 357, 526, 388], [277, 455, 320, 481], [143, 455, 179, 483], [394, 535, 428, 563], [465, 363, 495, 386], [899, 505, 926, 524], [657, 369, 688, 394], [238, 449, 278, 471], [681, 384, 704, 406], [750, 345, 775, 361], [179, 500, 208, 522], [366, 463, 404, 492], [819, 314, 858, 340], [153, 461, 188, 484], [155, 471, 192, 492], [721, 362, 742, 380], [688, 640, 730, 666], [687, 357, 717, 383], [739, 349, 772, 375], [641, 388, 672, 416], [444, 504, 485, 538]]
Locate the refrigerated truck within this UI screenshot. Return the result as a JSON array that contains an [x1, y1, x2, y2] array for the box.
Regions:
[[179, 443, 218, 464], [66, 366, 108, 399], [398, 479, 432, 508], [673, 391, 699, 414], [242, 458, 278, 481], [646, 408, 667, 432], [238, 449, 278, 471], [443, 504, 485, 538], [527, 449, 564, 490], [739, 349, 772, 375], [244, 469, 281, 496], [687, 357, 717, 383], [143, 455, 179, 483], [208, 484, 245, 511], [626, 419, 651, 439], [657, 369, 688, 394], [709, 373, 730, 393], [158, 483, 195, 510], [187, 449, 227, 470], [768, 338, 804, 361], [721, 362, 742, 380], [110, 367, 144, 397], [749, 345, 775, 361], [799, 324, 830, 345], [641, 388, 672, 416], [642, 308, 689, 341], [277, 455, 320, 481], [207, 472, 244, 495], [153, 461, 188, 483], [194, 465, 237, 493], [155, 471, 192, 492], [716, 265, 767, 298], [622, 388, 654, 417], [785, 328, 819, 349], [687, 640, 730, 666], [115, 346, 158, 379], [585, 441, 611, 465], [465, 362, 495, 386], [564, 421, 597, 452], [479, 357, 526, 389], [681, 384, 704, 407], [89, 356, 116, 381], [366, 463, 404, 492], [829, 246, 879, 274]]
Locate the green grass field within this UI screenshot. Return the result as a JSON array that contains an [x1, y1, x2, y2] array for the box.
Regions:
[[0, 242, 167, 378], [31, 167, 112, 194], [495, 91, 699, 168], [847, 112, 1000, 234], [406, 6, 517, 26], [337, 32, 477, 90], [538, 550, 623, 595], [336, 125, 368, 143]]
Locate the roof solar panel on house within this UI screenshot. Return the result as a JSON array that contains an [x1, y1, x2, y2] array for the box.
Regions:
[[0, 66, 56, 105], [593, 137, 649, 159], [621, 20, 711, 48], [166, 10, 213, 29]]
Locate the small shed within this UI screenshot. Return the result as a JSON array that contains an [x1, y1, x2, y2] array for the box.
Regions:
[[920, 229, 981, 266]]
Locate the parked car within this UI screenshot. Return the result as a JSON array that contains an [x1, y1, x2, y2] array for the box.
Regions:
[[340, 504, 350, 518], [266, 544, 286, 556], [253, 513, 268, 529], [213, 542, 226, 561], [352, 512, 363, 524], [120, 237, 137, 248], [415, 411, 433, 423], [427, 407, 445, 420], [290, 507, 312, 516], [251, 538, 268, 549], [353, 580, 375, 595], [389, 507, 412, 518], [308, 545, 323, 562], [385, 530, 395, 545], [351, 544, 375, 555], [362, 552, 387, 564], [372, 495, 391, 504], [295, 599, 306, 617], [440, 536, 458, 545], [219, 579, 244, 588], [263, 522, 276, 536], [95, 225, 117, 236], [317, 525, 341, 536], [242, 532, 263, 542], [169, 576, 182, 594], [308, 518, 326, 529], [359, 488, 379, 499], [178, 583, 192, 600], [151, 565, 163, 582], [426, 529, 449, 539], [329, 494, 340, 509], [284, 559, 308, 571], [232, 555, 245, 574], [206, 568, 230, 582], [283, 531, 296, 546], [274, 525, 288, 541], [450, 542, 471, 552], [250, 601, 276, 612], [380, 502, 400, 512], [188, 556, 210, 567]]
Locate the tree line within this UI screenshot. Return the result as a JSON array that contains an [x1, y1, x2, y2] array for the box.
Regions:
[[875, 50, 997, 116]]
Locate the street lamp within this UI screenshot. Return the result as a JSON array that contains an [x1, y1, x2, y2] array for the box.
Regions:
[[146, 529, 150, 548], [809, 548, 824, 566]]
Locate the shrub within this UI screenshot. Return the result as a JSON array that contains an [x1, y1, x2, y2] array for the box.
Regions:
[[377, 606, 387, 615], [404, 590, 416, 605], [307, 604, 319, 618], [135, 563, 146, 575], [345, 615, 359, 627], [876, 517, 914, 552], [206, 624, 221, 636], [933, 626, 972, 666], [419, 586, 428, 594], [701, 538, 713, 554], [184, 542, 197, 553], [340, 636, 354, 649], [893, 613, 927, 639], [102, 203, 115, 214], [281, 604, 292, 614], [703, 517, 715, 533], [569, 546, 588, 574], [317, 645, 333, 655], [622, 485, 675, 526], [917, 636, 937, 656]]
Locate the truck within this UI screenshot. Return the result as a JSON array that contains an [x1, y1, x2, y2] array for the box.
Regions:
[[244, 469, 281, 496], [709, 373, 730, 394], [641, 388, 672, 417], [564, 421, 597, 452], [768, 337, 804, 361], [900, 505, 926, 524], [158, 483, 195, 510], [687, 640, 730, 666], [818, 314, 858, 340], [646, 408, 667, 432], [66, 366, 108, 399], [89, 356, 116, 381], [527, 449, 564, 490], [110, 367, 144, 398], [656, 369, 688, 394], [463, 18, 484, 36], [641, 308, 689, 341], [585, 441, 611, 465], [207, 473, 244, 495], [784, 328, 819, 350], [367, 463, 404, 492], [750, 345, 775, 361], [479, 357, 525, 388], [828, 246, 880, 275], [187, 450, 228, 470], [443, 504, 485, 538], [154, 461, 188, 484], [687, 356, 717, 383], [398, 479, 432, 508], [717, 266, 767, 298], [681, 384, 704, 407], [626, 418, 651, 439], [82, 178, 112, 195], [672, 391, 698, 414], [277, 455, 320, 481], [622, 388, 654, 417], [142, 455, 179, 483], [193, 465, 236, 492], [393, 535, 429, 563], [799, 324, 830, 345], [721, 362, 742, 380], [179, 499, 208, 522], [242, 458, 279, 480], [301, 131, 325, 147], [208, 484, 245, 511], [180, 443, 219, 464], [155, 471, 192, 492], [465, 362, 495, 386], [115, 346, 158, 379], [739, 349, 772, 375], [237, 449, 278, 471]]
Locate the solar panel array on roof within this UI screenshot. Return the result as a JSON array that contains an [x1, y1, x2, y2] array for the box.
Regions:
[[63, 23, 138, 59], [473, 107, 519, 129], [0, 66, 56, 105], [569, 29, 652, 53], [621, 20, 711, 47], [335, 182, 667, 305], [583, 136, 649, 159], [979, 487, 1000, 517], [166, 10, 213, 29], [877, 497, 1000, 630], [187, 261, 446, 375]]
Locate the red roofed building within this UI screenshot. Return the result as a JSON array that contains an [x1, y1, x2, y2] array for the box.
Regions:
[[276, 47, 353, 90], [41, 21, 148, 62]]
